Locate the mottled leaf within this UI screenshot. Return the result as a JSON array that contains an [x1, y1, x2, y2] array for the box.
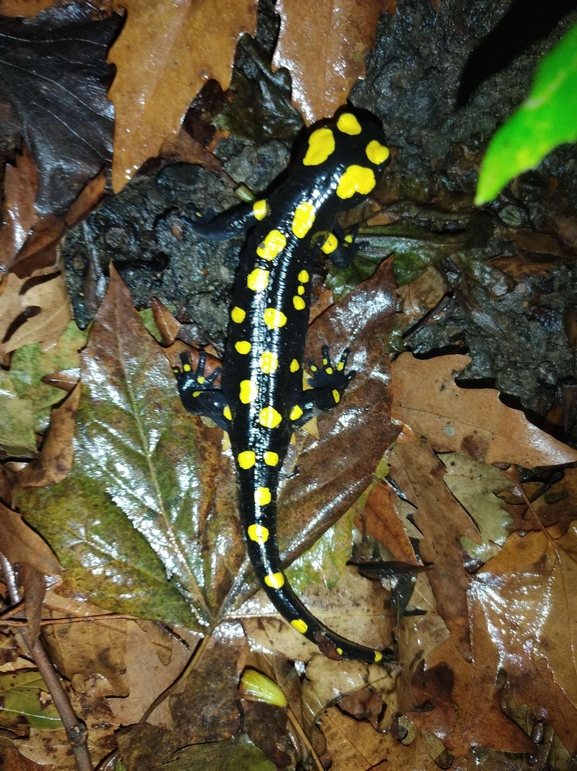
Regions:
[[0, 670, 63, 733]]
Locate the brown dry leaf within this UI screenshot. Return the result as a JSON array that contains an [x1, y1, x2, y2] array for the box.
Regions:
[[473, 525, 577, 754], [391, 353, 577, 468], [272, 0, 388, 124], [0, 267, 70, 355], [356, 481, 419, 565], [0, 147, 38, 274], [390, 442, 480, 659], [0, 0, 55, 16], [16, 384, 80, 489], [410, 633, 535, 757], [0, 500, 60, 576], [108, 0, 258, 191], [160, 128, 228, 178]]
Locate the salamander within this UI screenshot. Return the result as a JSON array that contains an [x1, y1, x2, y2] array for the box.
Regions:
[[174, 111, 391, 662]]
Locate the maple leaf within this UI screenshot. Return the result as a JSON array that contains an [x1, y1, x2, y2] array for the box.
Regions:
[[0, 5, 118, 215]]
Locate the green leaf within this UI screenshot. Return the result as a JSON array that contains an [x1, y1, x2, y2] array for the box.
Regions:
[[0, 670, 63, 731], [157, 733, 275, 771], [476, 22, 577, 204]]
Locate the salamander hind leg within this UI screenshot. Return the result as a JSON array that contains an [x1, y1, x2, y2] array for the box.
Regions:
[[290, 346, 356, 429], [174, 350, 230, 430]]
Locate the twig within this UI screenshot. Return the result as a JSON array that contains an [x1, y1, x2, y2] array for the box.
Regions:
[[286, 706, 325, 771], [0, 553, 93, 771]]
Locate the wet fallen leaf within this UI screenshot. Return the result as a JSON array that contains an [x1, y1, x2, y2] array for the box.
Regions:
[[357, 480, 419, 565], [0, 147, 38, 274], [0, 670, 62, 735], [0, 268, 70, 356], [16, 384, 81, 488], [392, 353, 577, 468], [0, 502, 60, 576], [390, 442, 480, 659], [108, 0, 258, 191], [272, 0, 389, 124], [473, 524, 577, 754], [0, 7, 118, 215], [440, 452, 513, 563]]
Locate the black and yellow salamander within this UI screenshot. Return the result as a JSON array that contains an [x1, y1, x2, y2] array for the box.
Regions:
[[174, 111, 391, 662]]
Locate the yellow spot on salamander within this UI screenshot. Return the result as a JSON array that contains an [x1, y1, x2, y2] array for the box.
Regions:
[[337, 112, 362, 135], [264, 308, 287, 329], [247, 523, 269, 543], [293, 296, 306, 311], [253, 199, 269, 220], [344, 234, 353, 243], [291, 619, 308, 634], [235, 340, 251, 355], [255, 486, 272, 506], [259, 406, 282, 428], [238, 450, 256, 469], [265, 572, 285, 589], [374, 651, 383, 663], [366, 139, 390, 166], [290, 405, 303, 421], [291, 201, 316, 239], [260, 351, 278, 374], [303, 127, 335, 166], [256, 229, 286, 261], [337, 361, 345, 371], [298, 269, 309, 283], [247, 267, 270, 292], [231, 306, 246, 323], [264, 451, 279, 466], [320, 233, 338, 254], [332, 389, 340, 403], [223, 405, 232, 420], [183, 363, 191, 372], [297, 285, 305, 295], [337, 647, 344, 656], [290, 359, 299, 373], [337, 165, 376, 199], [193, 391, 201, 397], [326, 367, 333, 374], [197, 376, 205, 384], [240, 379, 258, 404]]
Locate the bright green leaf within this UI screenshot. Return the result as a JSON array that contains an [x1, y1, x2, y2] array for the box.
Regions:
[[0, 670, 63, 731], [476, 22, 577, 204]]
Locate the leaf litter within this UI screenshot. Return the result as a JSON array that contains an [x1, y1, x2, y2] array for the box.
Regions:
[[2, 2, 577, 769]]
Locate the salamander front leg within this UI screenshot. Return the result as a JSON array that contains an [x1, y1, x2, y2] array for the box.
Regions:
[[189, 198, 270, 241], [174, 351, 230, 431], [290, 346, 356, 429], [318, 225, 368, 268]]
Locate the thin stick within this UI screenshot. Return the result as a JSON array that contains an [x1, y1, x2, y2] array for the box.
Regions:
[[0, 553, 93, 771], [286, 706, 325, 771]]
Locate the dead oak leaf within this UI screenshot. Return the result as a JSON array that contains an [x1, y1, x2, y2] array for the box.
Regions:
[[108, 0, 258, 192], [272, 0, 390, 124], [0, 268, 70, 355], [391, 353, 577, 468]]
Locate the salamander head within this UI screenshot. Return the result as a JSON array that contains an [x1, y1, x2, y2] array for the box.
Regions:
[[297, 111, 391, 210]]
